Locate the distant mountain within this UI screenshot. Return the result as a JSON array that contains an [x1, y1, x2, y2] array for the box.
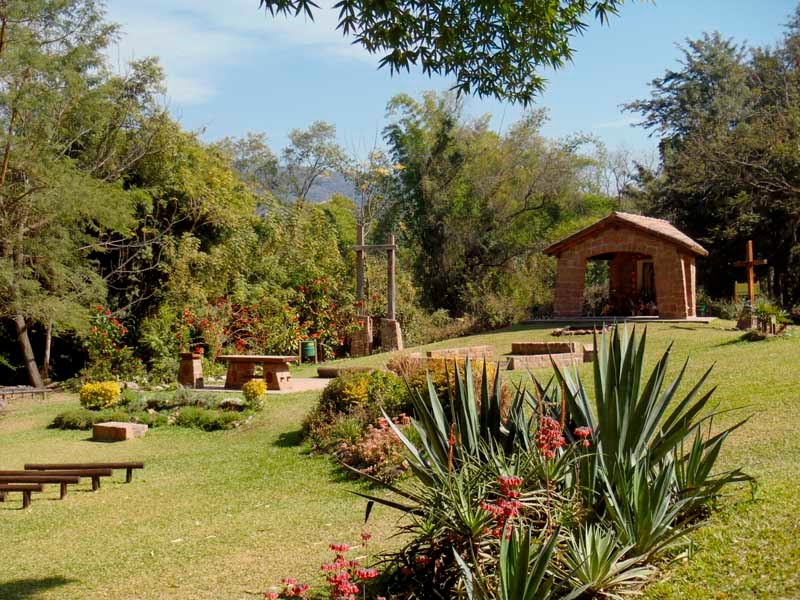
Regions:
[[305, 171, 357, 203]]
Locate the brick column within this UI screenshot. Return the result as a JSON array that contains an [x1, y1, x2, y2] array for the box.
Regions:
[[553, 251, 585, 317]]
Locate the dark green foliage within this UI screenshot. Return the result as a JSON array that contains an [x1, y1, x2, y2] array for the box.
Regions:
[[259, 0, 623, 105], [625, 18, 800, 307]]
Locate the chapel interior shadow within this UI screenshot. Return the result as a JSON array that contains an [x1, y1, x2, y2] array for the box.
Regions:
[[0, 576, 76, 600]]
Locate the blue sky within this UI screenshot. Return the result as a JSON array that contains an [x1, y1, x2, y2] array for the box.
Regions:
[[105, 0, 796, 158]]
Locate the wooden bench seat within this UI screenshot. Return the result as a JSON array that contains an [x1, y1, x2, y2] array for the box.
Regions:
[[0, 472, 81, 498], [0, 483, 44, 509], [216, 355, 299, 390], [25, 462, 144, 483]]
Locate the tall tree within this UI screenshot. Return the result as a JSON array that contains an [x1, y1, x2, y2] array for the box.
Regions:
[[258, 0, 625, 104], [626, 24, 800, 304], [0, 0, 165, 385], [383, 91, 598, 320]]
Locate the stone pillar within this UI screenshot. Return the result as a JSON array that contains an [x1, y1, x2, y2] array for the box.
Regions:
[[178, 353, 204, 388], [350, 315, 373, 357], [552, 251, 585, 317], [654, 251, 690, 318], [380, 318, 404, 352]]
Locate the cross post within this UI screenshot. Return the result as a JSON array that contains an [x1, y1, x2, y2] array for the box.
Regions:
[[733, 240, 767, 305]]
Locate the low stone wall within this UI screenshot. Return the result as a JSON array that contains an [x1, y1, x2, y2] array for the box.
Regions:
[[510, 342, 577, 355], [427, 345, 494, 360]]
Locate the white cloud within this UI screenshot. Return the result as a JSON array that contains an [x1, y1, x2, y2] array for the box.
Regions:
[[104, 0, 371, 105]]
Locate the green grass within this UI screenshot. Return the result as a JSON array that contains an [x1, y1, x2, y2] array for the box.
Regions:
[[2, 320, 800, 598]]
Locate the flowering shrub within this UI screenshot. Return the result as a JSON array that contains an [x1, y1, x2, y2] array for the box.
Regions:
[[303, 370, 412, 479], [242, 379, 267, 409], [336, 415, 412, 482], [82, 305, 144, 382], [79, 381, 122, 410], [264, 536, 380, 600], [387, 355, 510, 412], [294, 277, 357, 360]]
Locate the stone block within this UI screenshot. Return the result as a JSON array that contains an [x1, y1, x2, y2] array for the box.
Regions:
[[427, 345, 493, 360], [350, 316, 373, 357], [93, 421, 148, 442], [178, 352, 204, 388], [380, 318, 404, 352]]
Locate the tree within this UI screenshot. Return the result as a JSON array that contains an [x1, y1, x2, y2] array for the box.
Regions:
[[258, 0, 624, 105], [280, 121, 346, 203], [0, 0, 166, 385], [625, 24, 800, 305], [382, 91, 600, 322]]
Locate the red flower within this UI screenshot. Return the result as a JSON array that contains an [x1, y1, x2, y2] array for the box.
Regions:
[[360, 531, 372, 542], [355, 567, 378, 580], [574, 426, 592, 439]]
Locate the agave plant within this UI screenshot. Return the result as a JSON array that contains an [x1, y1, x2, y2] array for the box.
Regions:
[[563, 524, 654, 599], [381, 359, 534, 485], [551, 326, 751, 513], [454, 526, 575, 600]]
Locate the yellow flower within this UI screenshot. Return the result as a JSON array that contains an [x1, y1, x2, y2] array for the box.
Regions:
[[393, 163, 406, 170]]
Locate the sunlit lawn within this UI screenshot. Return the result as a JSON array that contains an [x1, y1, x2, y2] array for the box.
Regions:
[[2, 320, 799, 598]]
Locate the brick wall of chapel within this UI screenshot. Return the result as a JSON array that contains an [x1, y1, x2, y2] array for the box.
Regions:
[[552, 225, 698, 319]]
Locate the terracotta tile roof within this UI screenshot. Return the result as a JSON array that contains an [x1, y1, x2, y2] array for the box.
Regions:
[[543, 211, 709, 257]]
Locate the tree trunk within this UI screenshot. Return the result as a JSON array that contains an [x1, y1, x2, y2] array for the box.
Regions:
[[41, 321, 52, 382], [13, 315, 43, 388]]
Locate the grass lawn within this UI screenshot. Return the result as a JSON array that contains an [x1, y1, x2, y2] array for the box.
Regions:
[[2, 320, 799, 599]]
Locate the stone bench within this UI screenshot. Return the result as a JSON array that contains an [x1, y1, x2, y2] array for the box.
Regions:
[[92, 421, 148, 442], [217, 355, 299, 390]]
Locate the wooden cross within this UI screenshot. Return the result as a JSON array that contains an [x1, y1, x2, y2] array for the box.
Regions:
[[734, 240, 767, 305]]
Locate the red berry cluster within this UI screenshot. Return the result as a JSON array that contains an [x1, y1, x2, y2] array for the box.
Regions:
[[574, 426, 593, 448], [480, 475, 524, 539], [535, 416, 566, 459]]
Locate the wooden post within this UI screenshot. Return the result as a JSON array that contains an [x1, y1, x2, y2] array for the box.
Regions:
[[734, 240, 767, 306], [356, 223, 365, 312], [387, 233, 396, 320]]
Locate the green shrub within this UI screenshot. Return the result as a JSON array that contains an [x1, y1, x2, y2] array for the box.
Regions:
[[119, 387, 139, 406], [51, 407, 129, 430], [242, 379, 267, 409], [173, 407, 243, 431], [317, 370, 409, 417], [79, 381, 122, 410]]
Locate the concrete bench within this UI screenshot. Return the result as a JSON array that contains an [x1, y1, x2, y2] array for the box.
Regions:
[[0, 483, 43, 509], [217, 355, 299, 390], [25, 462, 145, 484]]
